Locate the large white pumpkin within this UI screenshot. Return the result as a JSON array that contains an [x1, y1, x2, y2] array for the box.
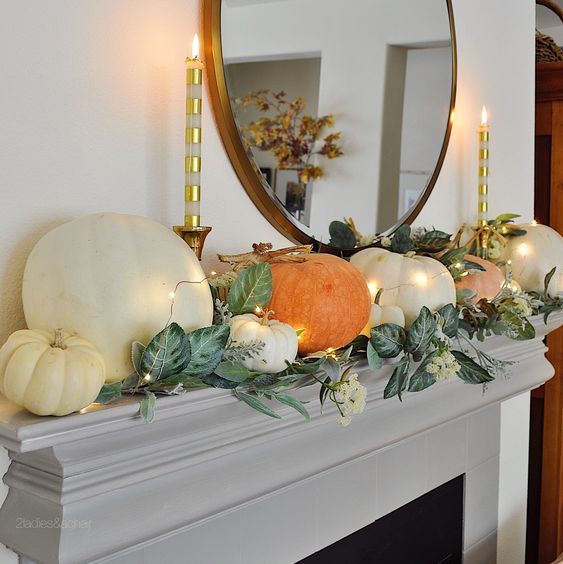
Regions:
[[23, 213, 213, 382], [502, 224, 563, 297], [350, 248, 456, 326]]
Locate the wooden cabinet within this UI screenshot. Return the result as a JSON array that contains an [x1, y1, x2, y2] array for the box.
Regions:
[[528, 61, 563, 564]]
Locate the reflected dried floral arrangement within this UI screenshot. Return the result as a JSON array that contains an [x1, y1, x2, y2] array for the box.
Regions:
[[235, 89, 343, 184]]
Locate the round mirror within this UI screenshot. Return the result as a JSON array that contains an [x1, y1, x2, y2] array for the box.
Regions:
[[204, 0, 456, 252]]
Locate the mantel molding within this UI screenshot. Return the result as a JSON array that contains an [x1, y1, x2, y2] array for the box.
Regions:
[[0, 313, 561, 564]]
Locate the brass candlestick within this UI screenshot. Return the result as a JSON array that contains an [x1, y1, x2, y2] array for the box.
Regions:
[[173, 225, 212, 260]]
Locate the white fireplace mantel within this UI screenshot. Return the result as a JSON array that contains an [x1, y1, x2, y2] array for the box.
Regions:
[[0, 313, 561, 564]]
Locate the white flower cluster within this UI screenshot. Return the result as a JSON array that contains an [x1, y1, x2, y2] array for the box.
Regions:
[[426, 350, 461, 381], [334, 374, 367, 426], [487, 238, 502, 260], [499, 295, 533, 317], [380, 236, 392, 248]]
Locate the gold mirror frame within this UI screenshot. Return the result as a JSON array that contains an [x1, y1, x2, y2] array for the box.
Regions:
[[203, 0, 457, 254]]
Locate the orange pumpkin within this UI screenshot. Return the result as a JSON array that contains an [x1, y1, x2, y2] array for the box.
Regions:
[[268, 254, 371, 355], [455, 255, 505, 302]]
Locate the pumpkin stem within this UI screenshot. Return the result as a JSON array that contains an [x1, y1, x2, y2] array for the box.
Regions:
[[53, 329, 66, 349], [374, 288, 384, 305], [259, 309, 275, 325]]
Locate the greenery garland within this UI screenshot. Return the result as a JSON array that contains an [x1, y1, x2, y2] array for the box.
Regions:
[[96, 223, 563, 425]]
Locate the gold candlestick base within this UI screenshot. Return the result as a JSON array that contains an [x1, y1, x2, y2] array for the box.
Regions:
[[173, 225, 212, 260], [472, 224, 491, 260]]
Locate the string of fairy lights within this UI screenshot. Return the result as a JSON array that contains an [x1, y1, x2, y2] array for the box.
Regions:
[[140, 251, 519, 383]]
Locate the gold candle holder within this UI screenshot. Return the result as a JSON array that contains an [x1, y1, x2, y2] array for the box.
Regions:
[[173, 225, 212, 260]]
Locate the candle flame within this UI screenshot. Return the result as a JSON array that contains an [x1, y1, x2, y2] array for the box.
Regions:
[[481, 105, 488, 126], [192, 34, 200, 59]]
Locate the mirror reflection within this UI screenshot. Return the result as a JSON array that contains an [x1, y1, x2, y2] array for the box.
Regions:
[[221, 0, 454, 245]]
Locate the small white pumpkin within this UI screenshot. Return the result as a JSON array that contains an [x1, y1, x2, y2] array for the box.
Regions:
[[22, 213, 213, 383], [230, 312, 298, 373], [0, 329, 106, 416], [502, 224, 563, 297], [351, 247, 456, 326], [361, 304, 405, 337]]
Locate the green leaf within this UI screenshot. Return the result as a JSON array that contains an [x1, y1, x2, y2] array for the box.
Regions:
[[384, 356, 410, 400], [367, 341, 383, 370], [495, 213, 521, 223], [131, 341, 145, 376], [322, 356, 341, 383], [273, 392, 310, 420], [370, 323, 406, 358], [201, 373, 239, 389], [463, 260, 486, 272], [408, 351, 438, 392], [283, 357, 326, 376], [437, 303, 460, 338], [94, 382, 122, 404], [493, 312, 536, 341], [319, 376, 331, 408], [235, 390, 282, 419], [120, 372, 140, 391], [405, 307, 437, 359], [456, 287, 477, 303], [451, 351, 495, 384], [544, 267, 557, 296], [214, 360, 257, 383], [181, 324, 230, 378], [505, 229, 527, 237], [295, 328, 305, 337], [227, 263, 272, 315], [139, 391, 157, 422], [140, 323, 191, 381], [149, 374, 207, 389], [440, 247, 467, 267], [328, 221, 356, 248], [391, 225, 413, 254]]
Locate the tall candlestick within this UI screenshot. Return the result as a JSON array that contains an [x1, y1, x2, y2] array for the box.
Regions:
[[174, 34, 212, 261], [476, 106, 490, 259], [185, 34, 204, 228], [477, 106, 489, 228]]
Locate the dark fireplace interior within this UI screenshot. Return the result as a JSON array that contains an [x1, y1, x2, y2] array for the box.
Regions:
[[299, 475, 464, 564]]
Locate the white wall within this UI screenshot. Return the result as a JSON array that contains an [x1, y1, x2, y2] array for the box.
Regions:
[[0, 0, 535, 561]]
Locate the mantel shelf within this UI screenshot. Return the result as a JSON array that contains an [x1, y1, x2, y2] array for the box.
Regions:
[[0, 312, 561, 455], [0, 312, 561, 564]]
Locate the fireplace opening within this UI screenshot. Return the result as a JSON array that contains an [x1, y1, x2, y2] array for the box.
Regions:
[[299, 475, 464, 564]]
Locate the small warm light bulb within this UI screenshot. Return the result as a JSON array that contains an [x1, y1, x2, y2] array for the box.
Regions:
[[326, 347, 335, 354], [481, 105, 488, 126], [531, 219, 538, 227], [518, 243, 528, 257], [169, 291, 176, 299], [454, 262, 462, 269], [414, 272, 428, 287], [255, 306, 262, 315], [210, 271, 217, 276], [144, 374, 151, 382], [507, 259, 512, 265], [192, 34, 200, 59]]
